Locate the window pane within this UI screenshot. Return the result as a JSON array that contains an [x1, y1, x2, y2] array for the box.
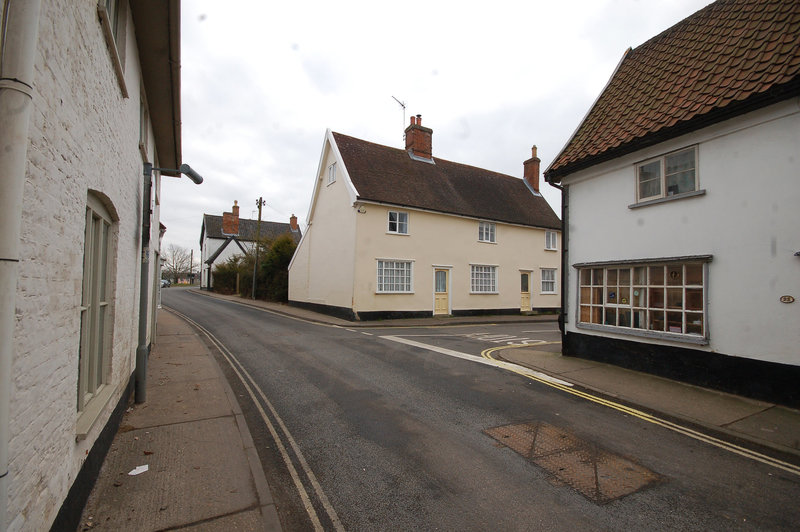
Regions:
[[592, 269, 603, 285], [649, 266, 664, 285], [667, 312, 683, 333], [592, 287, 603, 304], [606, 288, 617, 304], [649, 310, 665, 331], [649, 287, 664, 308], [667, 288, 683, 309], [618, 268, 630, 285], [435, 271, 446, 292], [580, 269, 591, 285], [618, 309, 631, 327], [398, 212, 408, 234], [520, 274, 529, 293], [686, 312, 704, 335], [685, 288, 703, 311], [604, 308, 617, 326], [666, 170, 695, 195], [685, 264, 703, 285], [607, 269, 618, 285], [632, 309, 646, 329], [638, 161, 661, 198], [666, 265, 683, 285], [666, 148, 695, 174], [633, 267, 647, 285], [632, 288, 646, 307], [591, 307, 603, 324], [619, 287, 630, 305], [580, 305, 591, 322], [580, 286, 590, 303]]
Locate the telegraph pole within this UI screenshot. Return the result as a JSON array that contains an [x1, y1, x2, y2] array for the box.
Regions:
[[251, 197, 264, 299]]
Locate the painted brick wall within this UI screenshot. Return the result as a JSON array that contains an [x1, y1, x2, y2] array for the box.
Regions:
[[7, 1, 159, 529]]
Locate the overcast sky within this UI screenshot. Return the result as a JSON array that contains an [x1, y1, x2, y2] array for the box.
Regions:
[[161, 0, 713, 257]]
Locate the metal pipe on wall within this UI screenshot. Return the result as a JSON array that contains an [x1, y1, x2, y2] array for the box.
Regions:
[[0, 1, 43, 527]]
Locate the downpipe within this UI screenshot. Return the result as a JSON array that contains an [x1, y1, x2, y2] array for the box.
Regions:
[[135, 168, 152, 403], [0, 1, 42, 529]]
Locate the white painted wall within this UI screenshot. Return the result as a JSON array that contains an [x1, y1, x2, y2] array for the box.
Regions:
[[288, 141, 358, 308], [562, 99, 800, 365], [8, 1, 162, 529], [201, 235, 253, 289], [352, 205, 560, 313]]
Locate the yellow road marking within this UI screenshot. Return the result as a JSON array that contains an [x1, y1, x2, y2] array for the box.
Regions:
[[482, 344, 800, 477]]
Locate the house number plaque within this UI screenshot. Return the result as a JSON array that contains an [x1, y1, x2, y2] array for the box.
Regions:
[[779, 295, 795, 304]]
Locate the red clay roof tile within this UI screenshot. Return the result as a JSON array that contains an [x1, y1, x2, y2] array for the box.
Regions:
[[545, 0, 800, 181]]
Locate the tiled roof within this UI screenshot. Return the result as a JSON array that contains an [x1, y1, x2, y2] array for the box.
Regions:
[[201, 215, 300, 244], [332, 132, 561, 230], [546, 0, 800, 181]]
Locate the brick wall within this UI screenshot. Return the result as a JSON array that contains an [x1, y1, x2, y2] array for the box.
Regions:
[[7, 1, 158, 529]]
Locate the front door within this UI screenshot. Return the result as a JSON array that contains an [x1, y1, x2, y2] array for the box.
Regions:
[[434, 269, 449, 315], [520, 272, 531, 312]]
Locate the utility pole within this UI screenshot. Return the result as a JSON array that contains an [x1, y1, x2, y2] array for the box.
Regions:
[[251, 197, 264, 299], [190, 248, 194, 285]]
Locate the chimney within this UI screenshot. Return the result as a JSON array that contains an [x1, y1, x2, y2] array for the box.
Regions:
[[221, 200, 240, 236], [290, 214, 298, 231], [404, 113, 433, 160], [523, 145, 540, 193]]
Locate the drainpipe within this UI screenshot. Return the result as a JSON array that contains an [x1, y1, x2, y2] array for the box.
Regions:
[[0, 1, 42, 528], [549, 181, 568, 344], [135, 165, 153, 403]]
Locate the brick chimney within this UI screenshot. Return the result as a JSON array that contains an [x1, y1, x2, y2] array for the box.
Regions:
[[523, 145, 540, 193], [404, 114, 432, 160], [222, 200, 240, 236], [290, 214, 299, 231]]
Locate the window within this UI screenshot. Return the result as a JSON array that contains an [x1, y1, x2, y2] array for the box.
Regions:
[[578, 261, 706, 339], [545, 231, 558, 250], [637, 146, 697, 202], [377, 260, 413, 293], [98, 0, 128, 96], [541, 268, 557, 294], [388, 211, 408, 234], [471, 265, 497, 293], [327, 162, 336, 185], [78, 195, 114, 413], [478, 222, 496, 243]]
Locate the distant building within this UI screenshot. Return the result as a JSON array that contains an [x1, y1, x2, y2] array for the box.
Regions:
[[289, 117, 561, 320], [200, 201, 301, 290], [544, 0, 800, 405], [1, 1, 186, 529]]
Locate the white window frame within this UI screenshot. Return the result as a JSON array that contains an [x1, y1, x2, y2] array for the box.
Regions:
[[97, 0, 129, 97], [636, 146, 698, 202], [387, 211, 409, 235], [545, 231, 557, 250], [576, 259, 709, 344], [541, 268, 557, 294], [470, 264, 498, 294], [327, 162, 337, 185], [478, 221, 496, 243], [376, 259, 413, 293]]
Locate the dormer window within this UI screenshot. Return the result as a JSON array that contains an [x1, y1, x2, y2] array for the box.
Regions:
[[478, 222, 496, 243], [388, 211, 408, 234], [636, 146, 697, 202], [327, 162, 337, 185]]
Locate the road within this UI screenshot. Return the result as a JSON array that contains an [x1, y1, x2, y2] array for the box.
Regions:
[[162, 288, 800, 531]]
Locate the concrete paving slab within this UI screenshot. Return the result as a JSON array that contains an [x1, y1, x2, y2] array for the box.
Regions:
[[183, 509, 272, 531], [123, 377, 234, 428], [81, 417, 258, 531], [725, 406, 800, 453], [504, 349, 601, 375]]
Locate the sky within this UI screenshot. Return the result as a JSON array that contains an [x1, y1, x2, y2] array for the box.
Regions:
[[161, 0, 714, 258]]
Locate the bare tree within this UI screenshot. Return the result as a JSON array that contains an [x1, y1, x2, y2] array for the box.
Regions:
[[162, 244, 192, 284]]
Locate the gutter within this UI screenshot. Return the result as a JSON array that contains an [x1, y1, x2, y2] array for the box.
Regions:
[[0, 1, 42, 528]]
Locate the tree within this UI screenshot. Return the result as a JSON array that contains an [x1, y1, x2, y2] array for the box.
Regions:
[[261, 234, 297, 301], [162, 244, 193, 284]]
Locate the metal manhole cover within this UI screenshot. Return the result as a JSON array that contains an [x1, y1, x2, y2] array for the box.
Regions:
[[485, 421, 662, 504]]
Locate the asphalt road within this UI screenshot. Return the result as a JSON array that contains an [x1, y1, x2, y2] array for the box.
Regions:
[[163, 288, 800, 531]]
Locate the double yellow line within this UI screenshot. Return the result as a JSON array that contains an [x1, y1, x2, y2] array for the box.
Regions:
[[482, 344, 800, 477]]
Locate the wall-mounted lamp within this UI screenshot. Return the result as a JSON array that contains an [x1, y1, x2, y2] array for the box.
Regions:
[[357, 206, 366, 214], [143, 162, 204, 184]]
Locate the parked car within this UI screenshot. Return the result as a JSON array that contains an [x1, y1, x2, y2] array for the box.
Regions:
[[160, 279, 170, 288]]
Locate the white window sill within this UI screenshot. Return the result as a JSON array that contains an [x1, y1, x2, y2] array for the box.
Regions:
[[386, 232, 410, 236], [470, 291, 499, 295], [576, 322, 709, 345], [544, 248, 557, 252], [376, 291, 414, 295], [541, 291, 557, 295], [478, 240, 497, 244], [629, 189, 706, 209]]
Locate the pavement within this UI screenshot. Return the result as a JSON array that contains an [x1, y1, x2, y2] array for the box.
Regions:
[[79, 288, 800, 531]]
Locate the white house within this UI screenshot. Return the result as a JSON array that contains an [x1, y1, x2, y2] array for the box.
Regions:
[[0, 1, 192, 529], [544, 0, 800, 405], [200, 201, 301, 290], [289, 117, 562, 320]]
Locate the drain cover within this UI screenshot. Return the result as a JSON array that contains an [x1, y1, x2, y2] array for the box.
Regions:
[[485, 421, 662, 504]]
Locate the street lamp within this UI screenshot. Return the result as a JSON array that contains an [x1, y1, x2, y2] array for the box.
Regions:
[[136, 162, 204, 403]]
